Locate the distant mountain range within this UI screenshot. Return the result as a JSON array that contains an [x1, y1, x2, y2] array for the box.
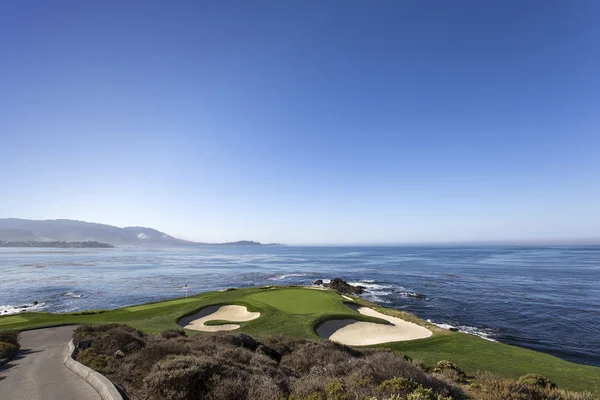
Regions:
[[0, 219, 267, 247]]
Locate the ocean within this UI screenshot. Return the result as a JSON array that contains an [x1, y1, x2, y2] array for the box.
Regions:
[[1, 245, 599, 367]]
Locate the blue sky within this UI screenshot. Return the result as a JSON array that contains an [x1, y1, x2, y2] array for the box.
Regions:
[[1, 1, 599, 244]]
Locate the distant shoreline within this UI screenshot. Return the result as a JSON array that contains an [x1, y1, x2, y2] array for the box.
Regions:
[[0, 241, 114, 249]]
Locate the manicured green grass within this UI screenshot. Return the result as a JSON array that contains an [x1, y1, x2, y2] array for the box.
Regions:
[[203, 320, 240, 326], [1, 286, 598, 394], [245, 288, 350, 314], [383, 331, 600, 393]]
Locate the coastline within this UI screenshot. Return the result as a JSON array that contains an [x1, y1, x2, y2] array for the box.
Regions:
[[1, 285, 599, 394]]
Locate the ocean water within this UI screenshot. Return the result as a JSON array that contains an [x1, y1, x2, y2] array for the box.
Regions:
[[1, 245, 599, 367]]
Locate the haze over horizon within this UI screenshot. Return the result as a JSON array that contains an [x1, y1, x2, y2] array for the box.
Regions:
[[1, 2, 599, 245]]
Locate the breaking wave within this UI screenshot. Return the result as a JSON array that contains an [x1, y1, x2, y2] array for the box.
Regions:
[[428, 319, 497, 341], [0, 302, 46, 315], [267, 273, 309, 281]]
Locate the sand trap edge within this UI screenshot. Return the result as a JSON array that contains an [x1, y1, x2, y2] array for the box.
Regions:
[[316, 305, 432, 345], [178, 304, 260, 332]]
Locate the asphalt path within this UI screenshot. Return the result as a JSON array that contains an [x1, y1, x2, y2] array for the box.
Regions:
[[0, 325, 101, 400]]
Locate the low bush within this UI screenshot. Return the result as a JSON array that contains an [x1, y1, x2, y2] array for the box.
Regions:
[[517, 374, 557, 389], [77, 348, 113, 373], [74, 324, 146, 356], [72, 324, 591, 400], [160, 328, 186, 339], [75, 326, 464, 400], [0, 342, 19, 359], [325, 380, 348, 400], [472, 372, 596, 400], [74, 323, 142, 339], [379, 377, 418, 394], [141, 355, 215, 400], [407, 386, 452, 400], [0, 329, 20, 348], [433, 360, 467, 380]]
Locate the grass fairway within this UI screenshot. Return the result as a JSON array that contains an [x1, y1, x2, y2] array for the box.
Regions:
[[1, 286, 598, 393]]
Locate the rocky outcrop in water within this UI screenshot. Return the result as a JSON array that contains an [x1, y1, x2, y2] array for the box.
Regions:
[[320, 278, 366, 294]]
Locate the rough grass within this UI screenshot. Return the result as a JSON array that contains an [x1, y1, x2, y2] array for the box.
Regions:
[[1, 287, 599, 393]]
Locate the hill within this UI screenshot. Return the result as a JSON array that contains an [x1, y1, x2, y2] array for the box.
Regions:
[[0, 218, 267, 247], [0, 219, 192, 246], [0, 228, 50, 242]]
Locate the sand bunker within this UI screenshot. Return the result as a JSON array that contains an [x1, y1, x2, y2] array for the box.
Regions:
[[178, 305, 260, 332], [317, 305, 432, 345], [341, 295, 354, 301]]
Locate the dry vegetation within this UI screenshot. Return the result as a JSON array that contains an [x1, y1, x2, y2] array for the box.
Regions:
[[0, 329, 20, 360], [72, 324, 596, 400]]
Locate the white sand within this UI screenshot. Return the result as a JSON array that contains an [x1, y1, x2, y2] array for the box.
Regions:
[[181, 305, 260, 332], [341, 295, 354, 301], [318, 306, 432, 345]]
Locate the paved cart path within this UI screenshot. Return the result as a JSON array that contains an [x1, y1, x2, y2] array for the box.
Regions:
[[0, 325, 101, 400]]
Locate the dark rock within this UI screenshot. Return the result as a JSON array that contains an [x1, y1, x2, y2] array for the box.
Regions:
[[314, 279, 323, 285], [449, 327, 459, 332], [32, 301, 39, 305], [324, 278, 365, 295]]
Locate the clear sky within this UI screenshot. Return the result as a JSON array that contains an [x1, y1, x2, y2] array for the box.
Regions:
[[1, 1, 599, 244]]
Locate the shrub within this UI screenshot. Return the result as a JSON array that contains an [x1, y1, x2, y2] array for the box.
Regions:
[[355, 374, 373, 387], [96, 328, 146, 355], [407, 386, 452, 400], [142, 355, 211, 400], [73, 325, 463, 400], [76, 325, 146, 356], [325, 380, 348, 400], [282, 341, 363, 376], [0, 342, 19, 359], [288, 394, 323, 400], [470, 371, 591, 400], [290, 375, 327, 399], [432, 361, 466, 380], [125, 339, 190, 371], [366, 396, 404, 400], [246, 374, 286, 400], [77, 348, 112, 372], [0, 330, 20, 348], [517, 374, 557, 389], [160, 328, 186, 339], [74, 323, 144, 339], [261, 335, 309, 355], [378, 377, 418, 393]]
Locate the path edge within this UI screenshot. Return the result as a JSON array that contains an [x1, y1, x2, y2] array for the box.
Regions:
[[63, 340, 124, 400]]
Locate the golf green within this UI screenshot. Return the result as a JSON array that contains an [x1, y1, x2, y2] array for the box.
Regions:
[[246, 288, 351, 314]]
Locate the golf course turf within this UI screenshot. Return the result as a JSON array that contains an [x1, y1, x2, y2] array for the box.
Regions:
[[1, 286, 599, 393]]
